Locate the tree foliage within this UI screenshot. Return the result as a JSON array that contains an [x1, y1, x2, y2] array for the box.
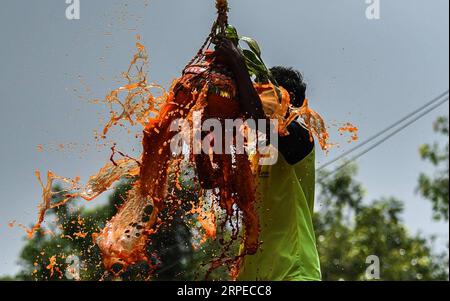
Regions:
[[2, 116, 449, 281], [316, 166, 448, 281], [417, 116, 449, 221], [4, 181, 196, 281]]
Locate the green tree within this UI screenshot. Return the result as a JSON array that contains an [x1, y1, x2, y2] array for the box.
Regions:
[[4, 167, 448, 281], [3, 142, 448, 281], [11, 184, 127, 281], [417, 116, 449, 221], [9, 181, 196, 281], [315, 166, 448, 281]]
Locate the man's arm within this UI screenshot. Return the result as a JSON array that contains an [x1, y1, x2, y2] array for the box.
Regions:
[[215, 39, 266, 120], [215, 39, 314, 165]]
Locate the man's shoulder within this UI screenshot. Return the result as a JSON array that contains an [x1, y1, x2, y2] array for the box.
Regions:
[[278, 121, 315, 166]]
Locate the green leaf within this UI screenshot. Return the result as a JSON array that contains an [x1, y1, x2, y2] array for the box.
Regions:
[[225, 25, 239, 45], [240, 37, 279, 86], [242, 49, 270, 82], [240, 36, 262, 57], [242, 50, 264, 70]]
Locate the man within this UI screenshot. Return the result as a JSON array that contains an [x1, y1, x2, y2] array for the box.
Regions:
[[215, 39, 321, 281]]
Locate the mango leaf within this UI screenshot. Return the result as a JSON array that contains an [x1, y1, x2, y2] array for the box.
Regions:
[[240, 36, 278, 86], [246, 65, 258, 79], [242, 49, 269, 79], [240, 36, 262, 58], [225, 26, 280, 87], [225, 25, 239, 45]]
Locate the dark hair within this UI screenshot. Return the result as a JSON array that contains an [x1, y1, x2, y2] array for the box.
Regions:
[[270, 66, 307, 107]]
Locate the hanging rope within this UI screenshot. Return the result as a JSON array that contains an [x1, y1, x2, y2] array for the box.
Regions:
[[184, 0, 230, 71], [215, 0, 230, 38]]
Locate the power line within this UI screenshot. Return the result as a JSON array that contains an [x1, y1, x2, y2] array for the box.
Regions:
[[319, 95, 449, 180], [317, 90, 450, 171]]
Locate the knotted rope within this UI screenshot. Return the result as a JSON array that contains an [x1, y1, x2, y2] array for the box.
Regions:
[[184, 0, 230, 70]]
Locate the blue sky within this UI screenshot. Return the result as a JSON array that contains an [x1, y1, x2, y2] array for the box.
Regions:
[[0, 0, 448, 276]]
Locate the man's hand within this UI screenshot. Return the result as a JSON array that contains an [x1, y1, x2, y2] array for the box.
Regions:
[[215, 39, 246, 70], [215, 38, 266, 121]]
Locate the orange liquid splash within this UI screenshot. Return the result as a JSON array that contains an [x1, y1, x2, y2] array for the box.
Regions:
[[29, 41, 335, 279], [339, 122, 359, 143]]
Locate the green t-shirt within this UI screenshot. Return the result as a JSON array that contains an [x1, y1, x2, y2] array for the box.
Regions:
[[237, 149, 321, 281]]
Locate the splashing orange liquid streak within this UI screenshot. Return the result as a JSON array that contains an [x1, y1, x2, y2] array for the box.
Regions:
[[30, 41, 332, 278]]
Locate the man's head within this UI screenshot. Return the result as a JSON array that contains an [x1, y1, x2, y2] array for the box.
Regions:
[[270, 66, 307, 108]]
